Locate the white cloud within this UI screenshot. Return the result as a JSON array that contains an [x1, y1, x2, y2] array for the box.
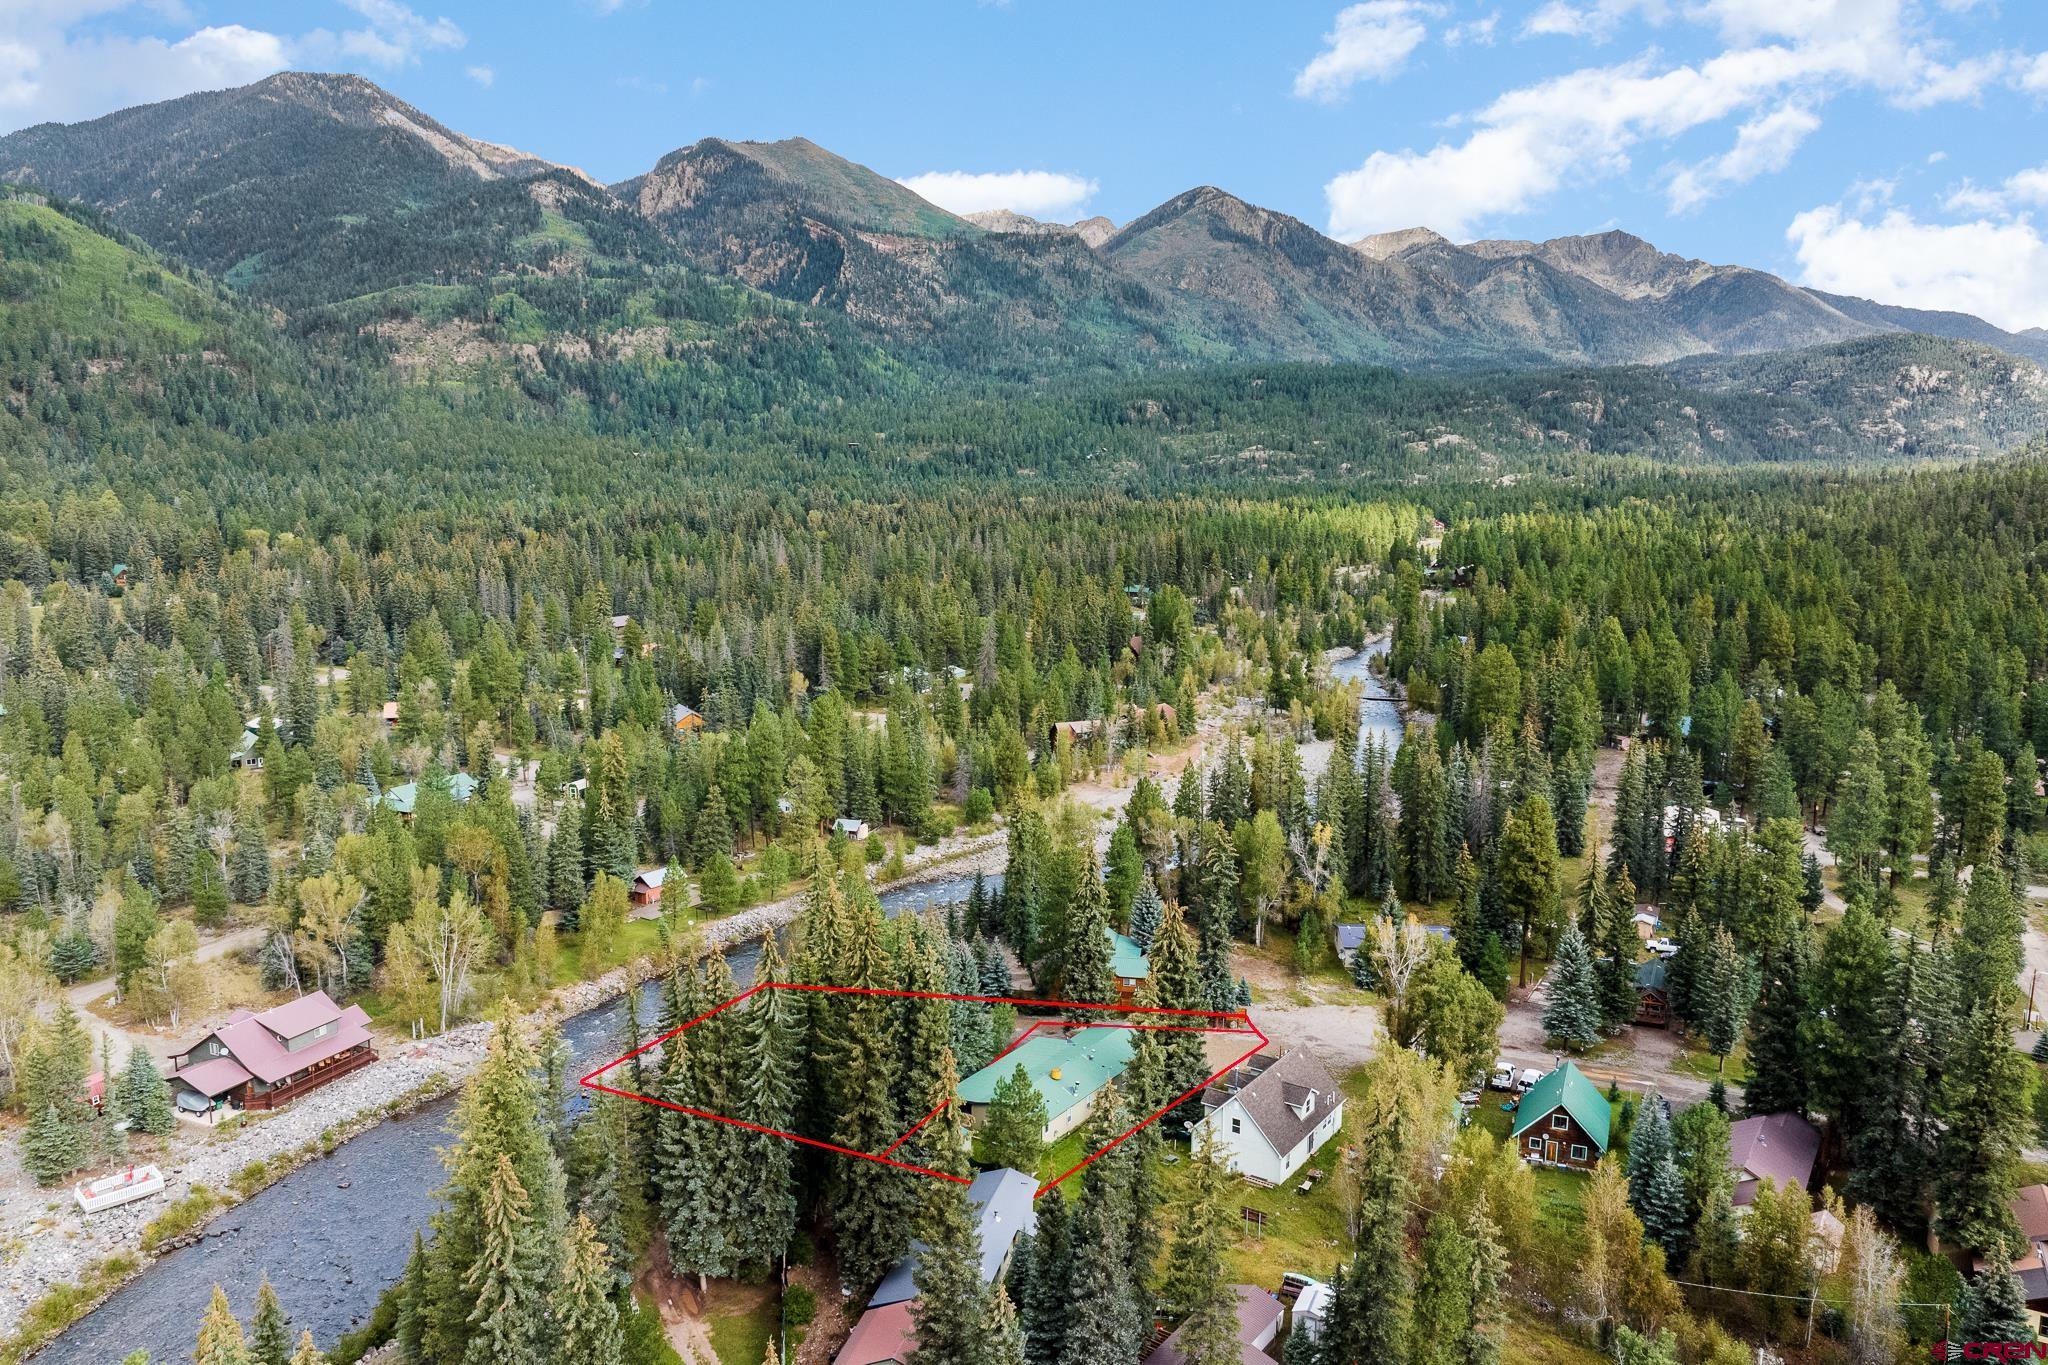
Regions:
[[465, 64, 493, 87], [1445, 12, 1500, 45], [331, 0, 464, 66], [1666, 101, 1820, 211], [1323, 0, 2014, 240], [2020, 51, 2048, 93], [1787, 204, 2048, 330], [0, 22, 291, 127], [1523, 0, 1668, 41], [896, 170, 1099, 218], [1942, 162, 2048, 215], [1293, 2, 1439, 103]]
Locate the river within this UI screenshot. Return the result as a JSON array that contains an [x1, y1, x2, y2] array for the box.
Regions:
[[51, 654, 1395, 1363], [1330, 633, 1405, 762], [37, 878, 983, 1365]]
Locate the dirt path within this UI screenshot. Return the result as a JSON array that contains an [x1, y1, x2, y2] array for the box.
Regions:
[[60, 922, 269, 1065]]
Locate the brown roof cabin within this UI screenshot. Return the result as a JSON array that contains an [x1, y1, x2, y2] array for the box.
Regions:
[[168, 991, 375, 1117], [1984, 1185, 2048, 1331], [1728, 1111, 1821, 1209], [1050, 719, 1099, 745]]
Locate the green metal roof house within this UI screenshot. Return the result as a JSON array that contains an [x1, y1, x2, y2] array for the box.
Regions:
[[1510, 1061, 1610, 1172], [372, 772, 479, 818], [959, 1027, 1136, 1142]]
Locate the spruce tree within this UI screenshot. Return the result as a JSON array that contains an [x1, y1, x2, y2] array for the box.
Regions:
[[249, 1278, 293, 1365], [1060, 1085, 1148, 1365], [1062, 857, 1117, 1004], [980, 1064, 1048, 1175], [117, 1046, 177, 1136], [394, 1232, 429, 1361], [1128, 875, 1164, 951], [731, 937, 802, 1269], [1935, 996, 2032, 1256], [1320, 1113, 1412, 1365], [1161, 1126, 1238, 1364], [823, 905, 915, 1288], [1410, 1210, 1475, 1363], [908, 1055, 987, 1365], [1462, 1200, 1508, 1365], [558, 1214, 625, 1365], [1021, 1197, 1072, 1364], [420, 1017, 568, 1365], [194, 1285, 254, 1365], [1960, 1253, 2036, 1346], [982, 1287, 1029, 1365], [288, 1331, 325, 1365], [1743, 926, 1812, 1117], [24, 1102, 88, 1185], [1540, 925, 1602, 1049]]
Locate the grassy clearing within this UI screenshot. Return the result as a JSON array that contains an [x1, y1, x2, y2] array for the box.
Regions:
[[2, 200, 207, 346], [705, 1286, 777, 1365]]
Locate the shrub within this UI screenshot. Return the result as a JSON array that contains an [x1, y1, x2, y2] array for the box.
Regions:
[[139, 1185, 221, 1252]]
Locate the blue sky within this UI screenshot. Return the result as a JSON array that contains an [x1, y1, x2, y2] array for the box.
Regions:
[[7, 1, 2048, 327]]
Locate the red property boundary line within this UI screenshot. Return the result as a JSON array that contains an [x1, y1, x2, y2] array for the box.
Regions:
[[577, 982, 1269, 1197]]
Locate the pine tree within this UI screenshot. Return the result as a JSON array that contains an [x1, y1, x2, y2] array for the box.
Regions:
[[1021, 1195, 1072, 1364], [1128, 875, 1164, 952], [731, 937, 802, 1269], [195, 1284, 254, 1365], [1410, 1210, 1475, 1363], [980, 1063, 1048, 1176], [1062, 856, 1117, 1004], [116, 1045, 177, 1136], [249, 1278, 293, 1365], [1960, 1253, 2036, 1345], [1060, 1084, 1148, 1365], [908, 1055, 987, 1365], [1540, 925, 1602, 1049], [558, 1214, 625, 1365], [1162, 1126, 1238, 1365], [24, 1102, 88, 1184], [1743, 927, 1812, 1117], [548, 800, 586, 915], [288, 1331, 325, 1365], [1499, 794, 1559, 988]]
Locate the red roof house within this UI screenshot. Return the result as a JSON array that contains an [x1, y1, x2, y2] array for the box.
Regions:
[[1142, 1285, 1282, 1365], [834, 1301, 916, 1365], [169, 991, 375, 1116]]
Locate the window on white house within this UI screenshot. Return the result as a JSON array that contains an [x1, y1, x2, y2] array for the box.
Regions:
[[1231, 1117, 1241, 1134]]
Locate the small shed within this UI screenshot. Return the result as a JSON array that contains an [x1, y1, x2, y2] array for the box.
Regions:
[[632, 867, 668, 907], [1633, 958, 1670, 1028], [832, 816, 872, 841]]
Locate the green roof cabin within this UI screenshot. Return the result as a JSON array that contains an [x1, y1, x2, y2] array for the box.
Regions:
[[1108, 928, 1149, 1001], [959, 1026, 1136, 1142], [1510, 1060, 1610, 1172], [371, 772, 479, 820]]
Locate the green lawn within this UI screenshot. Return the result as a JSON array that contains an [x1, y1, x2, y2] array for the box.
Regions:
[[1219, 1132, 1354, 1286], [707, 1298, 776, 1365]]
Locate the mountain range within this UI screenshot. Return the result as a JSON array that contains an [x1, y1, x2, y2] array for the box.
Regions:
[[7, 71, 2047, 379], [2, 69, 2048, 468]]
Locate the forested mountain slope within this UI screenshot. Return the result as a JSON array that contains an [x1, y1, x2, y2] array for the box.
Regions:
[[12, 72, 2048, 381]]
